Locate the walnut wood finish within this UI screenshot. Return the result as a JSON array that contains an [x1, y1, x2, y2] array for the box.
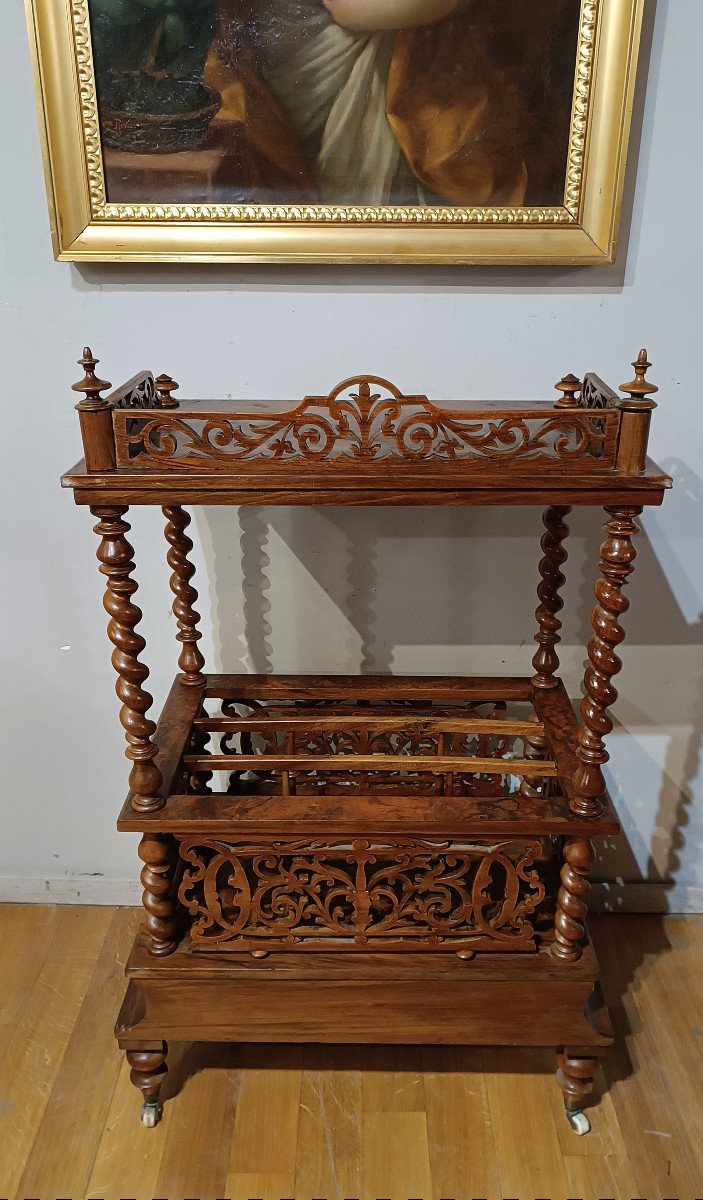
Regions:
[[553, 373, 581, 408], [155, 374, 180, 409], [556, 1049, 600, 1110], [552, 837, 594, 963], [72, 348, 115, 472], [91, 506, 163, 812], [177, 835, 547, 954], [126, 1043, 168, 1108], [571, 506, 642, 818], [532, 505, 571, 690], [117, 935, 611, 1048], [616, 349, 659, 474], [62, 359, 671, 509], [162, 505, 205, 687], [556, 1046, 608, 1114], [138, 833, 178, 957], [63, 350, 671, 1129], [109, 377, 622, 474]]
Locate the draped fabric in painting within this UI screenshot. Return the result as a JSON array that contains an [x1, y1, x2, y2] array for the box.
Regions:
[[96, 0, 580, 208]]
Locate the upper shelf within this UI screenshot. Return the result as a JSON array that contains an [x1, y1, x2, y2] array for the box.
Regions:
[[61, 349, 672, 507]]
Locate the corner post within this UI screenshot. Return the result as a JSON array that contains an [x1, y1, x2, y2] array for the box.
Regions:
[[90, 505, 164, 812], [72, 347, 116, 471], [552, 837, 594, 962], [163, 506, 206, 686], [571, 505, 642, 818], [531, 504, 572, 690], [616, 349, 658, 474]]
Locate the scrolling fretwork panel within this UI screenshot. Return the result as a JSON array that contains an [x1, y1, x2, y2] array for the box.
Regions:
[[580, 372, 620, 410], [112, 377, 620, 472], [177, 837, 547, 953], [109, 371, 157, 410]]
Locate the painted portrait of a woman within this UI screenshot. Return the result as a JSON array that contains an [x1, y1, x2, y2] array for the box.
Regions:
[[93, 0, 582, 209]]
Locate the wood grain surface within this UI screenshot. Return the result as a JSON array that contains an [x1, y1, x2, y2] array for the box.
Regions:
[[1, 905, 700, 1200]]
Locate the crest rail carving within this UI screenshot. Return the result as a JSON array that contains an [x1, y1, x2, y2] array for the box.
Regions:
[[112, 376, 620, 472]]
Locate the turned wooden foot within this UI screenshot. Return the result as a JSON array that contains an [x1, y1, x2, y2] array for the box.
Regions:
[[556, 1047, 602, 1134], [127, 1042, 167, 1127]]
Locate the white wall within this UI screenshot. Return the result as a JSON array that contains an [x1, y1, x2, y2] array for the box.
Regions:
[[1, 0, 701, 908]]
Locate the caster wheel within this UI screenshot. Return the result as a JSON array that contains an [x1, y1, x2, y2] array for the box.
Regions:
[[140, 1101, 162, 1128], [566, 1109, 590, 1136]]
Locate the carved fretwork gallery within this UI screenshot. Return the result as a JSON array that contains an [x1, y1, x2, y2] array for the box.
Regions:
[[62, 348, 671, 1136]]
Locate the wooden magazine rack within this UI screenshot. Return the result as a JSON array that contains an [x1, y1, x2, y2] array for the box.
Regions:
[[62, 348, 671, 1134]]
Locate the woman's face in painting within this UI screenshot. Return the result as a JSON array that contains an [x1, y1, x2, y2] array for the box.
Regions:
[[322, 0, 461, 32]]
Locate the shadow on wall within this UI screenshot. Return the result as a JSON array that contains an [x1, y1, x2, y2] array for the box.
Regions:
[[195, 459, 701, 904]]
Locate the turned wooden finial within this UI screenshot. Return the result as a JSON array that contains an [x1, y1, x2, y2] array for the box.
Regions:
[[156, 374, 180, 408], [620, 349, 658, 408], [72, 347, 112, 411], [554, 373, 581, 408]]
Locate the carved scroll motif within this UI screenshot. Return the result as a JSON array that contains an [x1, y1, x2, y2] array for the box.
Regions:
[[178, 837, 546, 952], [113, 378, 618, 470], [109, 371, 157, 410], [580, 372, 620, 411]]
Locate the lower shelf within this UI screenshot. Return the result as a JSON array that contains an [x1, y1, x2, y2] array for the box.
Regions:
[[113, 677, 619, 1130], [116, 929, 613, 1050], [118, 672, 618, 958]]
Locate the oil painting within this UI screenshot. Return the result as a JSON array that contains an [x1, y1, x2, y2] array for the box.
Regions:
[[90, 0, 580, 208], [27, 0, 646, 261]]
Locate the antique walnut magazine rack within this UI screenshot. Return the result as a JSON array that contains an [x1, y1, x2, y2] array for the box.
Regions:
[[62, 347, 670, 1133]]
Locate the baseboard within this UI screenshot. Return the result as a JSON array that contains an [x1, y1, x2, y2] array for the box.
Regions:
[[591, 881, 703, 914], [0, 875, 702, 912], [0, 876, 142, 904]]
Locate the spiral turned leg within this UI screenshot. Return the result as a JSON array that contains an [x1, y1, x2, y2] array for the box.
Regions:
[[127, 1043, 167, 1127], [162, 505, 205, 687], [532, 505, 571, 691], [571, 506, 641, 817], [139, 833, 178, 956], [91, 507, 163, 813], [552, 836, 593, 962]]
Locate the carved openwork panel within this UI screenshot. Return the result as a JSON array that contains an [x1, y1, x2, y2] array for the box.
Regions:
[[112, 377, 620, 472], [182, 694, 557, 801], [576, 372, 621, 455], [580, 372, 620, 410], [109, 371, 157, 410], [178, 836, 547, 953]]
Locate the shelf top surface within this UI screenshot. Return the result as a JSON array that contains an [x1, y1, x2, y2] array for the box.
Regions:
[[63, 370, 672, 506]]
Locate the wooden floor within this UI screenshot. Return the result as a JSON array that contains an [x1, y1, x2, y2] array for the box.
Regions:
[[0, 907, 701, 1200]]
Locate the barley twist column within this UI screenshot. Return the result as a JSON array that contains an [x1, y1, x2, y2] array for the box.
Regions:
[[162, 505, 205, 687], [571, 506, 641, 817], [532, 504, 571, 690], [552, 836, 593, 962], [91, 506, 163, 812], [138, 832, 178, 956]]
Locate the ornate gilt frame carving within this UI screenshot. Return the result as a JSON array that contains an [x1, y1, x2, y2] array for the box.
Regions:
[[25, 0, 644, 264]]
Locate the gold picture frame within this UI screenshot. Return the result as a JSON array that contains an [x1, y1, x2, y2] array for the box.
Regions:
[[26, 0, 645, 265]]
